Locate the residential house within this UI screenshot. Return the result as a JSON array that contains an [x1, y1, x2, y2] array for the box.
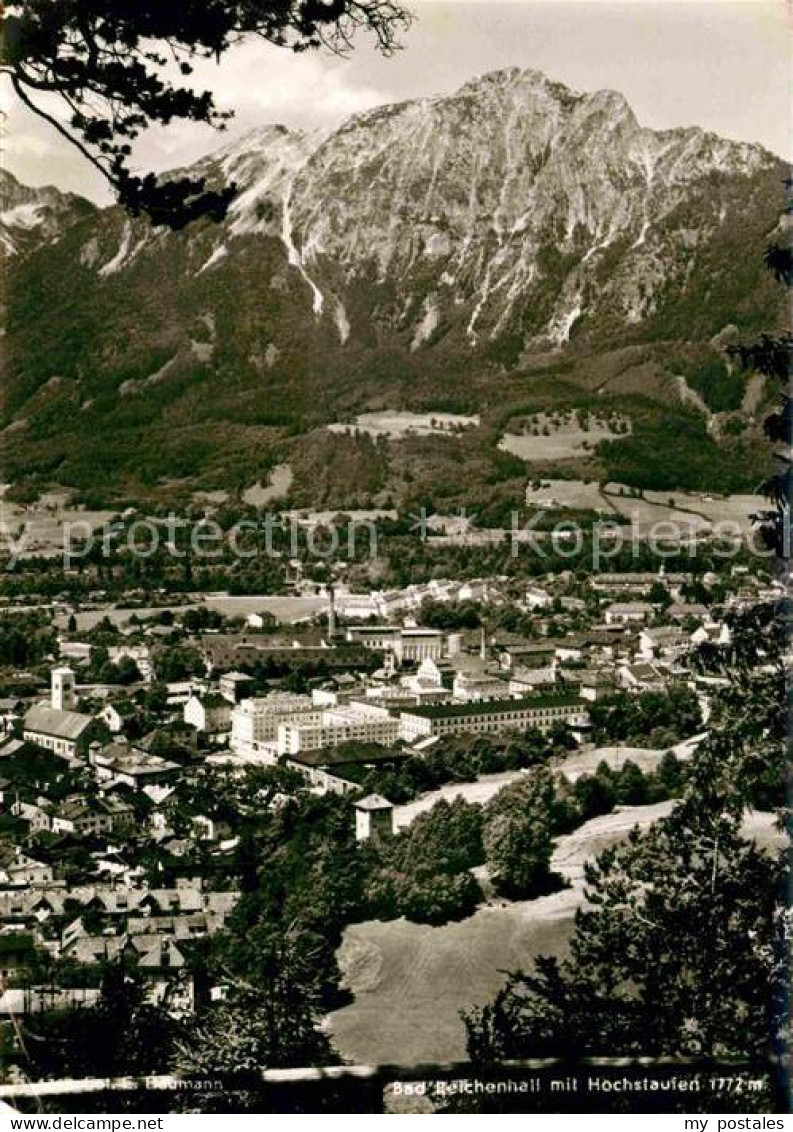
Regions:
[[604, 602, 654, 626], [51, 798, 115, 838], [638, 626, 687, 661], [183, 694, 232, 738]]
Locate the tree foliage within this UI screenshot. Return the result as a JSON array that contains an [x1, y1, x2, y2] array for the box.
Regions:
[[3, 0, 411, 227]]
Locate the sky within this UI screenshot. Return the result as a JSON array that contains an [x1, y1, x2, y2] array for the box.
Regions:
[[2, 0, 790, 203]]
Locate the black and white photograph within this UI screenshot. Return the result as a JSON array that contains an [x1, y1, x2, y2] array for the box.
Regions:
[[0, 0, 789, 1119]]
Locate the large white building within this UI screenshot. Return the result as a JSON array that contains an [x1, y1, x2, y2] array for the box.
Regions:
[[345, 626, 445, 664], [452, 670, 512, 703], [278, 703, 400, 755], [398, 694, 588, 742], [230, 694, 322, 752]]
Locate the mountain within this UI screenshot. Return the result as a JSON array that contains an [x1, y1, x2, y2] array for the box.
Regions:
[[0, 68, 785, 506], [0, 169, 95, 260]]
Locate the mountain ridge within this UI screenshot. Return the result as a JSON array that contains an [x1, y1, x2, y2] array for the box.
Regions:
[[1, 67, 784, 505]]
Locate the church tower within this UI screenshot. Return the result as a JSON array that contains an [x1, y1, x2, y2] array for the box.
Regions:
[[52, 666, 76, 713]]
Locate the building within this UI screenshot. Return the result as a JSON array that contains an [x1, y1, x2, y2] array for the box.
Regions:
[[89, 741, 181, 789], [345, 626, 445, 664], [452, 670, 512, 702], [23, 705, 94, 760], [354, 795, 394, 842], [52, 799, 115, 838], [638, 626, 687, 660], [604, 602, 654, 626], [51, 666, 76, 712], [399, 694, 588, 742], [525, 586, 553, 609], [498, 643, 556, 671], [22, 666, 95, 759], [200, 635, 369, 673], [508, 666, 557, 694], [183, 694, 232, 737], [285, 747, 410, 795], [576, 670, 619, 702], [618, 662, 670, 693], [99, 703, 134, 735], [218, 671, 254, 704], [590, 572, 690, 598], [278, 703, 400, 756], [230, 694, 321, 750]]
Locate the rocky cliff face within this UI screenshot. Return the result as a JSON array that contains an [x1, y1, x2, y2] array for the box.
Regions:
[[37, 67, 781, 349], [1, 68, 784, 498], [211, 67, 773, 347]]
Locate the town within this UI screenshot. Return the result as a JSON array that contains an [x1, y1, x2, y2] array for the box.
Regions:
[[0, 540, 782, 1078]]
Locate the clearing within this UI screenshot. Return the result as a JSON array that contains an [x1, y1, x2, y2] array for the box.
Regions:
[[327, 411, 480, 439], [500, 411, 631, 462], [329, 804, 782, 1065]]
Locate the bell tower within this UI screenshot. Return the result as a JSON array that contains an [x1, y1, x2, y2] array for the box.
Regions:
[[52, 666, 76, 713]]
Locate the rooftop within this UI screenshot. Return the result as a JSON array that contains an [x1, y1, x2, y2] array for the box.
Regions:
[[354, 793, 393, 812], [400, 694, 583, 720], [24, 704, 93, 741]]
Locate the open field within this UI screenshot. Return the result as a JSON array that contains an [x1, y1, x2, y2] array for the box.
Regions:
[[523, 477, 765, 535], [330, 803, 783, 1064], [553, 745, 682, 782], [242, 464, 294, 506], [328, 411, 480, 439], [0, 486, 116, 560], [330, 888, 579, 1065], [58, 594, 328, 632], [500, 412, 630, 462], [392, 745, 693, 832], [524, 478, 617, 513]]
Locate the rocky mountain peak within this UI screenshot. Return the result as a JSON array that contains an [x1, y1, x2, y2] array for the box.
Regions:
[[0, 169, 94, 259]]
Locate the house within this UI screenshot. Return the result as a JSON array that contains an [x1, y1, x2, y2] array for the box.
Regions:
[[108, 644, 152, 681], [0, 852, 56, 888], [638, 626, 687, 661], [498, 643, 556, 672], [452, 670, 512, 702], [183, 694, 232, 738], [691, 622, 732, 648], [89, 740, 181, 789], [218, 671, 254, 704], [58, 641, 92, 664], [0, 934, 37, 982], [525, 586, 553, 609], [576, 669, 618, 702], [618, 662, 670, 693], [11, 800, 53, 834], [100, 702, 134, 734], [52, 798, 115, 838], [192, 814, 233, 842], [508, 666, 557, 694], [604, 602, 654, 626], [667, 602, 709, 624]]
